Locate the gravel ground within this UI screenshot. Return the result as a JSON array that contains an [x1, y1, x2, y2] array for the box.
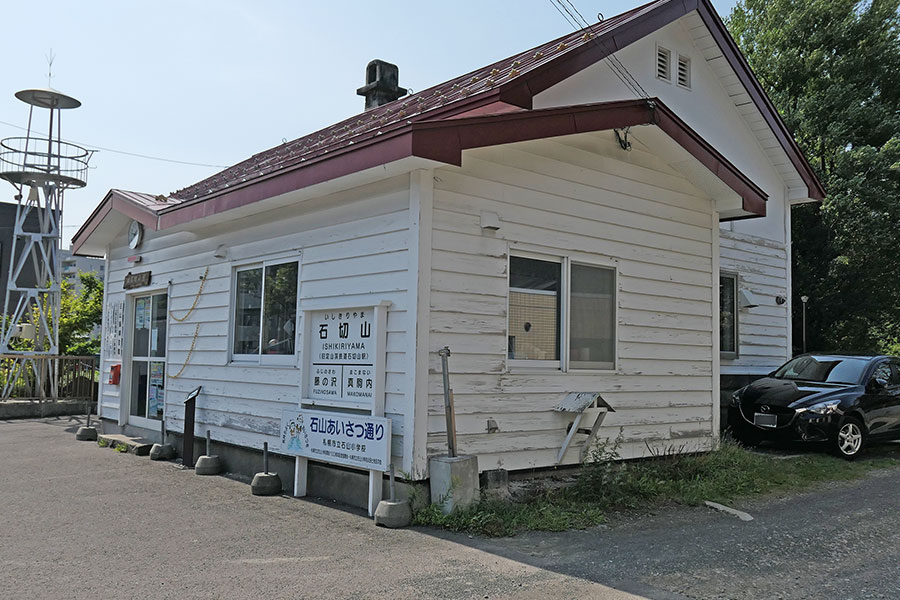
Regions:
[[461, 445, 900, 600], [0, 418, 639, 600], [4, 418, 899, 600]]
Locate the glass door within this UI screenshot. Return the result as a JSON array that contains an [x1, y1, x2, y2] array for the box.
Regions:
[[129, 293, 167, 423]]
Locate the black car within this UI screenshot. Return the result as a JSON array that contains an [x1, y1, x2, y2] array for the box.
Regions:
[[729, 354, 900, 459]]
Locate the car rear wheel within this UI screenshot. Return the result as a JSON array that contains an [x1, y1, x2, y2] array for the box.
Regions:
[[831, 416, 866, 460]]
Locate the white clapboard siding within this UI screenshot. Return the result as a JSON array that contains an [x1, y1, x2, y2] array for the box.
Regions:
[[425, 133, 716, 468], [719, 228, 790, 370], [99, 175, 417, 470]]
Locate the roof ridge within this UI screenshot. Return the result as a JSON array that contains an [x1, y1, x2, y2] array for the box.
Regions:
[[170, 0, 665, 201]]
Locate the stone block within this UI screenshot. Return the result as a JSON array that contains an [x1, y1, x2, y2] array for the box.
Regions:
[[374, 499, 412, 528], [479, 468, 510, 500], [149, 443, 175, 461], [75, 426, 98, 441]]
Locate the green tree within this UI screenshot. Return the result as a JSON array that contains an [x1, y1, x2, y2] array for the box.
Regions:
[[728, 0, 900, 353], [59, 271, 103, 355]]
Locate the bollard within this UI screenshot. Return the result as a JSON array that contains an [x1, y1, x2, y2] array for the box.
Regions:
[[374, 463, 411, 528], [195, 430, 222, 476], [149, 416, 175, 460], [76, 402, 98, 441], [250, 441, 281, 495]]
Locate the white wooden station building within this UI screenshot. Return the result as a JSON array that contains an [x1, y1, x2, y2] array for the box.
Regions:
[[72, 0, 823, 507]]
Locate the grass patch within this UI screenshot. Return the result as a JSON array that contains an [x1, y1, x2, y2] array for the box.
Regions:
[[97, 438, 109, 448], [413, 436, 900, 537]]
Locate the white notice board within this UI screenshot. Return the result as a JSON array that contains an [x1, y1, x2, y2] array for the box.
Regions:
[[303, 306, 383, 411]]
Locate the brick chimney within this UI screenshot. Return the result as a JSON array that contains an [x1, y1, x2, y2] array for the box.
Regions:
[[356, 59, 408, 110]]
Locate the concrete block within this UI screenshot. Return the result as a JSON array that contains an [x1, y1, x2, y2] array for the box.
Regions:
[[75, 426, 98, 441], [251, 472, 282, 496], [374, 499, 412, 528], [479, 468, 510, 501], [149, 443, 175, 461], [429, 455, 479, 514], [194, 454, 222, 476]]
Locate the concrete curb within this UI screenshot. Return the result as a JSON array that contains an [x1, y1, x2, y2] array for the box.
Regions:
[[704, 500, 754, 521]]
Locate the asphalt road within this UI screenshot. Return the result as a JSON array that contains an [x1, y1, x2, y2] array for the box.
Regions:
[[0, 418, 638, 600], [462, 448, 900, 600], [2, 418, 899, 600]]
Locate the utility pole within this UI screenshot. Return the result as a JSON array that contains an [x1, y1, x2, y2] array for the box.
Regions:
[[800, 295, 809, 354]]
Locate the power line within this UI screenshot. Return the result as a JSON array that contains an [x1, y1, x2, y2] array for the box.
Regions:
[[547, 0, 651, 101], [0, 119, 228, 169]]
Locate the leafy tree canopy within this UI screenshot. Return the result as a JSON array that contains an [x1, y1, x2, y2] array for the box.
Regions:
[[59, 271, 103, 355], [728, 0, 900, 354]]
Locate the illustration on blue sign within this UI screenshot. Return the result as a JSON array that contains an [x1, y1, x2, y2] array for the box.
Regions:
[[281, 408, 391, 472]]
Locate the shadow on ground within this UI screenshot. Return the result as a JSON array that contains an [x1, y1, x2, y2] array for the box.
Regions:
[[413, 441, 900, 600]]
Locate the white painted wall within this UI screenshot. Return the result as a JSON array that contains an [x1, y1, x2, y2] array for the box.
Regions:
[[98, 175, 418, 471], [533, 14, 793, 372], [425, 133, 718, 470]]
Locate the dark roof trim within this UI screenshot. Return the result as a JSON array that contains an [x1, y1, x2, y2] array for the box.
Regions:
[[499, 0, 822, 201], [71, 189, 159, 254], [513, 0, 699, 100], [412, 98, 767, 216], [147, 99, 765, 231]]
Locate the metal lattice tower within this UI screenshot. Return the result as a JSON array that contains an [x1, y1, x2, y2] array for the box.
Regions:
[[0, 88, 92, 399]]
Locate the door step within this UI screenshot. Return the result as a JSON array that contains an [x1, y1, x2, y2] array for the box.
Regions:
[[97, 433, 153, 456]]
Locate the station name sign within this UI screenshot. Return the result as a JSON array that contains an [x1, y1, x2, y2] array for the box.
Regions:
[[123, 271, 151, 290], [305, 308, 378, 409]]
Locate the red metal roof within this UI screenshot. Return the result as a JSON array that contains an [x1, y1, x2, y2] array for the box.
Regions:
[[73, 0, 826, 255], [170, 0, 664, 203]]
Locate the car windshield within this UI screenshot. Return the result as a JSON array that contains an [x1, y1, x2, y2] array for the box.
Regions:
[[773, 356, 869, 385]]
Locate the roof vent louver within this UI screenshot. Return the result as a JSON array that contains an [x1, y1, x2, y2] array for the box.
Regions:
[[677, 55, 691, 89], [656, 45, 671, 81], [356, 59, 408, 110]]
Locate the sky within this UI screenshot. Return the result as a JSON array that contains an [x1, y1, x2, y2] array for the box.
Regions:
[[1, 0, 738, 247]]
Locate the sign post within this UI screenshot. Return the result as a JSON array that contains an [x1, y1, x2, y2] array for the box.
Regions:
[[290, 301, 391, 516]]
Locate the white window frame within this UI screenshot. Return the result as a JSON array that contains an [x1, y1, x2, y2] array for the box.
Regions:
[[720, 271, 739, 360], [230, 256, 301, 367], [507, 249, 618, 373], [508, 251, 564, 371]]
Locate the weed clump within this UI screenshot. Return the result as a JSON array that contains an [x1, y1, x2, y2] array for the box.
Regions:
[[412, 431, 900, 537]]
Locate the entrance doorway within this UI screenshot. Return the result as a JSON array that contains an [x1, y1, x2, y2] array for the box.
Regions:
[[129, 292, 167, 426]]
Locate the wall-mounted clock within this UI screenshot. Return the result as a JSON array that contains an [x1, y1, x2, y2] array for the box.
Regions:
[[128, 220, 143, 249]]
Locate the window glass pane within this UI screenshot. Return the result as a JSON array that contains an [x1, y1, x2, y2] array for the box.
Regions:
[[150, 294, 167, 357], [132, 296, 151, 357], [129, 361, 148, 418], [234, 268, 262, 355], [509, 257, 560, 361], [720, 275, 736, 354], [148, 361, 165, 420], [262, 262, 298, 355], [569, 264, 615, 369]]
